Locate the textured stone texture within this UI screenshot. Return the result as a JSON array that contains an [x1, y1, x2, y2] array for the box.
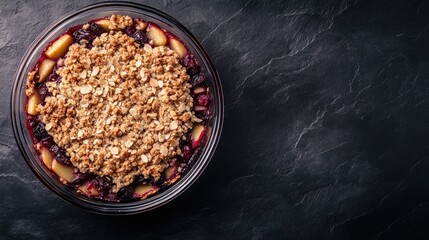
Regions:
[[1, 0, 429, 239]]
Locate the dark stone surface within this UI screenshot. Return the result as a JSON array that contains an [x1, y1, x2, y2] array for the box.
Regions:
[[1, 0, 429, 239]]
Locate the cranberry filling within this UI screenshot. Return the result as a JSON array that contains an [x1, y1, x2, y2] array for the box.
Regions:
[[94, 176, 114, 194], [40, 135, 54, 147], [89, 22, 105, 36], [182, 53, 201, 76], [73, 29, 97, 43], [117, 186, 133, 201], [72, 168, 93, 185], [132, 30, 150, 45], [30, 121, 48, 141]]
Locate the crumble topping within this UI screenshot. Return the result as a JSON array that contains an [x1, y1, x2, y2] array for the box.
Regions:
[[36, 31, 198, 191], [26, 71, 37, 96], [109, 15, 133, 30]]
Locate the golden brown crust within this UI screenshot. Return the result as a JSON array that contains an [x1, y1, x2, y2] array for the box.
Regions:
[[38, 31, 198, 191], [25, 71, 37, 96], [109, 15, 133, 30]]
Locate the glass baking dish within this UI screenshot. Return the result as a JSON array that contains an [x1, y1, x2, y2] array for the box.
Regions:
[[10, 1, 223, 215]]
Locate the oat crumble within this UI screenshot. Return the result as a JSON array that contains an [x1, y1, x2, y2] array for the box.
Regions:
[[34, 31, 198, 191]]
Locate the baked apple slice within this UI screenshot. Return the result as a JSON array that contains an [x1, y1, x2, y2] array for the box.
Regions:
[[164, 164, 180, 185], [146, 23, 167, 46], [38, 59, 56, 82], [166, 32, 187, 58], [78, 182, 100, 197], [95, 19, 114, 31], [27, 92, 41, 115], [191, 124, 206, 149], [194, 105, 208, 112], [40, 146, 54, 169], [45, 34, 74, 59], [133, 184, 158, 199], [193, 86, 206, 95], [52, 160, 74, 182]]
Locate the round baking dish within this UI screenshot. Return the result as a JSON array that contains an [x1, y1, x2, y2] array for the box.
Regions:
[[10, 1, 223, 214]]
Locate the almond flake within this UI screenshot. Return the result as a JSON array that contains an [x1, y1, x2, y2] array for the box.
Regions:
[[150, 78, 158, 87], [80, 70, 87, 79], [141, 154, 148, 163], [158, 134, 164, 142], [129, 107, 138, 116], [80, 100, 89, 108], [80, 85, 93, 94], [95, 88, 103, 95], [110, 147, 119, 155], [91, 66, 100, 76], [120, 71, 128, 78], [136, 122, 144, 131], [147, 113, 157, 118], [169, 121, 178, 130], [139, 69, 147, 81], [124, 140, 134, 148], [160, 146, 168, 156], [192, 116, 203, 123], [143, 44, 152, 52], [83, 60, 91, 69], [178, 103, 186, 112]]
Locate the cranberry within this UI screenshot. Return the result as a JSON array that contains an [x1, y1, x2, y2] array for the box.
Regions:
[[124, 25, 136, 37], [182, 53, 201, 76], [47, 72, 61, 83], [49, 144, 60, 155], [28, 115, 38, 127], [195, 110, 210, 121], [132, 30, 149, 45], [179, 132, 191, 144], [197, 94, 209, 106], [133, 175, 148, 185], [38, 83, 49, 104], [40, 135, 54, 147], [105, 191, 118, 202], [32, 122, 47, 141], [117, 186, 133, 201], [89, 22, 105, 36], [55, 150, 71, 165], [72, 168, 92, 185], [150, 174, 165, 187], [73, 29, 97, 43], [190, 73, 205, 86], [182, 145, 192, 160], [49, 144, 71, 165], [181, 149, 200, 173], [38, 83, 48, 96], [94, 176, 113, 193]]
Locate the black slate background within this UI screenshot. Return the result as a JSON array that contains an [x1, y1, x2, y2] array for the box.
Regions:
[[1, 0, 429, 239]]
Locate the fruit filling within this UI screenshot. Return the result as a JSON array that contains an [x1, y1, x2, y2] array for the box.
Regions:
[[25, 15, 210, 202]]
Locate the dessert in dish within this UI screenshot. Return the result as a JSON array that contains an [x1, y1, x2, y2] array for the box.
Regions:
[[25, 15, 210, 202]]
